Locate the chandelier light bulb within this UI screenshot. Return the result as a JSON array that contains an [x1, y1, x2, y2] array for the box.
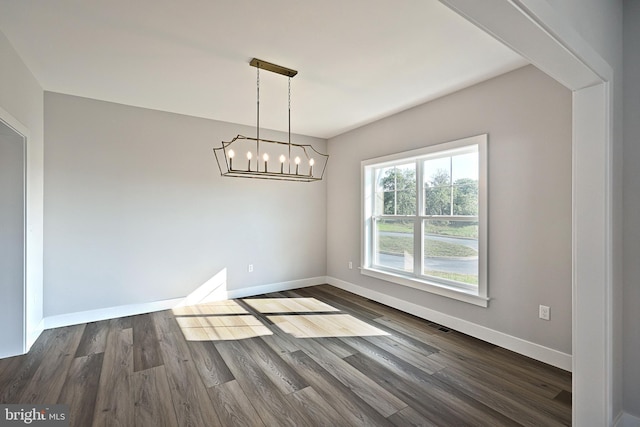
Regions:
[[263, 153, 269, 161], [294, 156, 301, 165], [246, 151, 252, 160], [228, 149, 235, 170], [309, 158, 315, 166], [279, 155, 286, 163]]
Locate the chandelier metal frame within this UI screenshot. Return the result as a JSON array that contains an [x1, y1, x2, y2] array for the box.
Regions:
[[214, 58, 328, 182]]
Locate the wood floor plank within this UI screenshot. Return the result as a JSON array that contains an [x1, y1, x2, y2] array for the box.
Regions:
[[152, 310, 223, 427], [491, 346, 572, 391], [344, 351, 519, 427], [0, 329, 56, 403], [293, 335, 407, 417], [187, 340, 235, 388], [239, 337, 308, 395], [111, 316, 134, 330], [258, 331, 301, 355], [92, 324, 134, 427], [281, 350, 394, 427], [288, 386, 352, 427], [132, 313, 163, 372], [207, 380, 266, 427], [19, 324, 85, 404], [428, 350, 562, 400], [554, 390, 572, 408], [388, 406, 440, 427], [341, 335, 438, 378], [57, 353, 104, 427], [433, 366, 568, 427], [215, 340, 312, 427], [75, 320, 109, 357], [361, 335, 445, 375], [133, 365, 179, 427], [0, 354, 28, 396], [376, 313, 567, 396]]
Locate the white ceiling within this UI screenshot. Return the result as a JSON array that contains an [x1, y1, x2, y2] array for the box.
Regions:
[[0, 0, 527, 139]]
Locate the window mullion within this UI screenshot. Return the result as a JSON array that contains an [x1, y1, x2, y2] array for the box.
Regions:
[[414, 159, 423, 276], [449, 155, 454, 216], [394, 167, 397, 216]]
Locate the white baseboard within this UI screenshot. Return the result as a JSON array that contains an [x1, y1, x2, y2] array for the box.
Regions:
[[44, 297, 184, 330], [43, 276, 327, 330], [326, 276, 572, 372], [615, 412, 640, 427], [26, 318, 45, 351], [223, 276, 325, 300]]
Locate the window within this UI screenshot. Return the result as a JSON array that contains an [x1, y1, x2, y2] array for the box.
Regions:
[[361, 134, 488, 306]]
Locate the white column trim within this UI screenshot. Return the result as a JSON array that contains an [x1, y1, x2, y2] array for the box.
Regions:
[[439, 1, 614, 424]]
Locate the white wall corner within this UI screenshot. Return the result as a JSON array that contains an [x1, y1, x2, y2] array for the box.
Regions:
[[326, 276, 572, 371]]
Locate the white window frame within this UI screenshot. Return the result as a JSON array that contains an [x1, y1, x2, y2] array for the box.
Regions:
[[361, 134, 488, 307]]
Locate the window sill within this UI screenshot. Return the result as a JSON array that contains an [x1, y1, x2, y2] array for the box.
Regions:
[[360, 267, 489, 307]]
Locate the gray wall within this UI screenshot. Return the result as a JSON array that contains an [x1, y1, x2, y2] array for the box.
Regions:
[[44, 92, 327, 317], [327, 65, 572, 354], [0, 29, 44, 355], [623, 0, 640, 417]]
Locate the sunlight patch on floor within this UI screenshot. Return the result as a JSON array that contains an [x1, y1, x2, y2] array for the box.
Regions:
[[174, 314, 272, 341], [172, 299, 248, 316], [243, 297, 340, 313], [172, 301, 270, 341], [173, 296, 387, 341], [268, 314, 389, 338]]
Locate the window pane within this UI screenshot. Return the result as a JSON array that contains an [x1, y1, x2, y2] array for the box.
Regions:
[[395, 163, 416, 190], [375, 163, 416, 216], [423, 220, 478, 286], [424, 158, 451, 216], [382, 191, 395, 215], [374, 219, 414, 272], [452, 182, 478, 215], [451, 151, 478, 182], [425, 186, 451, 215], [376, 166, 397, 191], [395, 190, 416, 215], [424, 157, 451, 185], [452, 151, 478, 216]]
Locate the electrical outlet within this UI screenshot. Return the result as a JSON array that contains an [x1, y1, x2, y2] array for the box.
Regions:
[[248, 264, 254, 273], [539, 305, 550, 320], [348, 261, 353, 269]]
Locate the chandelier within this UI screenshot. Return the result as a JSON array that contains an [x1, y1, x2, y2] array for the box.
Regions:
[[214, 58, 328, 182]]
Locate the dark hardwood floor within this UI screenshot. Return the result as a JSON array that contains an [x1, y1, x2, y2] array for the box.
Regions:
[[0, 285, 572, 426]]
